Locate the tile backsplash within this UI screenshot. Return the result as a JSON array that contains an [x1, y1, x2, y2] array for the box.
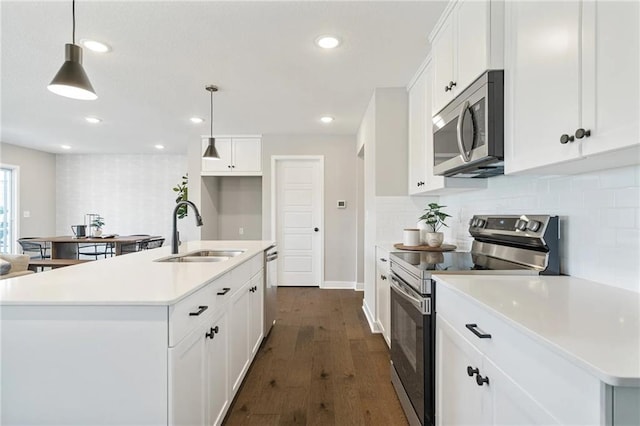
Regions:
[[378, 166, 640, 292], [437, 165, 640, 292]]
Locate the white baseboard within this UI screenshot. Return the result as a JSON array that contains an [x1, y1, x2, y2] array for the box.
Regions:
[[355, 282, 364, 291], [322, 281, 356, 290], [362, 300, 381, 333]]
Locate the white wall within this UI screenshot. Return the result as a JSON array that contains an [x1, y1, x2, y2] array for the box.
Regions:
[[438, 165, 640, 292], [56, 154, 198, 243], [0, 143, 56, 241]]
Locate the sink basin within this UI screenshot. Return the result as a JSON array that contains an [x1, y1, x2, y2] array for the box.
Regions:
[[185, 250, 245, 257], [158, 255, 230, 263], [154, 249, 245, 263]]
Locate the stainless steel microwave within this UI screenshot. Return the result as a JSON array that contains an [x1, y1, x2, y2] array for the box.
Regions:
[[432, 70, 504, 178]]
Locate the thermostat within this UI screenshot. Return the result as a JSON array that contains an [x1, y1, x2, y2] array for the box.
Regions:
[[337, 200, 346, 209]]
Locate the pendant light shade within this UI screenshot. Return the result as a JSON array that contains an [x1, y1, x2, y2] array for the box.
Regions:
[[203, 85, 220, 159], [203, 137, 219, 158], [48, 44, 97, 100], [48, 0, 97, 100]]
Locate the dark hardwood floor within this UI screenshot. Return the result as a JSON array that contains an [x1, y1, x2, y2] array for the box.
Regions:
[[224, 287, 408, 426]]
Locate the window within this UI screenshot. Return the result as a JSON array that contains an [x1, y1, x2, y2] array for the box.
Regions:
[[0, 165, 18, 253]]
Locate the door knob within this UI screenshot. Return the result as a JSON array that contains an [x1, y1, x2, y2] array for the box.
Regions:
[[560, 134, 575, 144], [314, 227, 319, 232], [575, 128, 591, 139]]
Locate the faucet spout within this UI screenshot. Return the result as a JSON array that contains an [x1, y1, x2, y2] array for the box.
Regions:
[[172, 200, 204, 254]]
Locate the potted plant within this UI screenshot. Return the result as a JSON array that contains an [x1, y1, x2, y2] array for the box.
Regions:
[[172, 174, 189, 219], [418, 203, 451, 247], [91, 215, 105, 237]]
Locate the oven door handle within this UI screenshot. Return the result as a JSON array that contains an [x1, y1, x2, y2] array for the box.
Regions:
[[456, 100, 472, 163], [390, 276, 431, 315]]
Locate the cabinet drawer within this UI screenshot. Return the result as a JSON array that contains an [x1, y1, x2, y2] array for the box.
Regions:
[[376, 248, 391, 273], [436, 282, 602, 424]]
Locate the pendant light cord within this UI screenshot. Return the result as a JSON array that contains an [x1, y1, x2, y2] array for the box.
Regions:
[[210, 89, 214, 137], [72, 0, 76, 44]]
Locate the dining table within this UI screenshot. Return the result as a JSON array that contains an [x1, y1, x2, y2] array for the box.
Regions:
[[27, 235, 163, 259]]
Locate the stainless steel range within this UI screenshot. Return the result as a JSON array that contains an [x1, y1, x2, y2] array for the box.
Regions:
[[389, 214, 560, 426]]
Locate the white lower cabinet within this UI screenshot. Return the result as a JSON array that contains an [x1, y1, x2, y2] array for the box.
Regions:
[[375, 247, 390, 346], [169, 310, 229, 426], [436, 316, 558, 426]]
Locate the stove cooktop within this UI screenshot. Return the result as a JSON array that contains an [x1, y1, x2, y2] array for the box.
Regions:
[[390, 250, 533, 278]]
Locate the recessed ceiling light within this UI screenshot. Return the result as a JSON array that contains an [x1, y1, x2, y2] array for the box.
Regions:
[[61, 145, 71, 150], [80, 39, 111, 53], [190, 117, 204, 124], [320, 116, 334, 124], [316, 35, 341, 49], [154, 144, 165, 150], [85, 116, 102, 124]]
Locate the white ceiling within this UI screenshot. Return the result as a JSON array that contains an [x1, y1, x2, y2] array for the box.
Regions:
[[1, 1, 447, 154]]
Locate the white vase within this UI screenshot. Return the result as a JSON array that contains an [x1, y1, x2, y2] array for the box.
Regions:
[[93, 229, 102, 237], [425, 232, 444, 248], [417, 220, 430, 245]]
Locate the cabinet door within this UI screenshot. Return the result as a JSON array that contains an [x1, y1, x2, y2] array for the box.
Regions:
[[505, 1, 582, 173], [228, 282, 250, 395], [231, 138, 262, 173], [206, 313, 229, 426], [581, 0, 640, 157], [456, 0, 488, 92], [483, 356, 560, 425], [408, 67, 428, 195], [432, 18, 455, 115], [436, 316, 488, 426], [202, 138, 233, 172], [248, 271, 264, 357], [169, 324, 207, 426]]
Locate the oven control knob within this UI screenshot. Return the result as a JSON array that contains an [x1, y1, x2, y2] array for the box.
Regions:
[[476, 219, 486, 228], [515, 219, 528, 231], [469, 218, 475, 226], [527, 220, 542, 232]]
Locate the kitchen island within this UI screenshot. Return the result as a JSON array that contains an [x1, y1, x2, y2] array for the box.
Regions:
[[1, 240, 274, 426]]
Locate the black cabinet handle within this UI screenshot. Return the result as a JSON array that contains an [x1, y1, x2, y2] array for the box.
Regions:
[[465, 323, 492, 339], [380, 258, 387, 262], [206, 327, 215, 339], [575, 128, 591, 139], [227, 165, 232, 168], [467, 366, 479, 377], [476, 374, 490, 386], [212, 325, 219, 334], [189, 305, 208, 316], [232, 165, 235, 168], [314, 227, 319, 232], [445, 85, 451, 92], [217, 287, 231, 296], [560, 134, 575, 144], [380, 275, 387, 281], [450, 81, 456, 88], [249, 286, 258, 293]]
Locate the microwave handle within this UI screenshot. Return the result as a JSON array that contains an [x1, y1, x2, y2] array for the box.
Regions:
[[456, 100, 472, 163]]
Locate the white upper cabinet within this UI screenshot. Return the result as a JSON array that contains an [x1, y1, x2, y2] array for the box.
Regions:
[[504, 0, 640, 174], [201, 136, 262, 176], [407, 59, 486, 195], [430, 0, 503, 115]]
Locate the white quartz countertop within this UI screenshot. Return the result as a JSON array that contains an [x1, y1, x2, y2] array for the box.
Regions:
[[0, 240, 275, 306], [433, 274, 640, 387]]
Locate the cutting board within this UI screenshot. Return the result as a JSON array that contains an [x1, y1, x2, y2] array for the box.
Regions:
[[394, 243, 457, 252]]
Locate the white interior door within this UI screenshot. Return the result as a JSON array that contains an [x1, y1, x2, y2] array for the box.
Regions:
[[274, 158, 323, 287]]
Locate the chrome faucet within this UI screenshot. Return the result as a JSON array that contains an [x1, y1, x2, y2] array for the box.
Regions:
[[172, 200, 204, 254]]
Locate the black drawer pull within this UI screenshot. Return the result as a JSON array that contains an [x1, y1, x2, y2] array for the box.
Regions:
[[465, 323, 492, 339], [189, 305, 208, 316], [476, 374, 489, 386], [212, 325, 219, 334], [380, 258, 387, 262], [466, 366, 479, 377], [217, 287, 231, 296], [206, 327, 215, 339], [380, 275, 387, 281]]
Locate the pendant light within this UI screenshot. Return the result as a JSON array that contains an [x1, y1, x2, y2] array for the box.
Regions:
[[48, 0, 97, 100], [203, 85, 220, 159]]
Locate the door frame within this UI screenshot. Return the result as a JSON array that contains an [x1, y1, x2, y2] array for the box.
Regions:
[[270, 155, 324, 287], [1, 163, 20, 254]]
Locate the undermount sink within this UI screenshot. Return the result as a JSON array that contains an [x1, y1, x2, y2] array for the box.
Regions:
[[155, 249, 246, 263]]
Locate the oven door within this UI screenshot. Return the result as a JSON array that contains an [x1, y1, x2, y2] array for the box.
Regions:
[[390, 273, 434, 426]]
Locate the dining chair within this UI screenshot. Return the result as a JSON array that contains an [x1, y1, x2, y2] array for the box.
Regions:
[[78, 243, 113, 259], [144, 237, 165, 250], [120, 235, 152, 254], [17, 238, 50, 259]]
